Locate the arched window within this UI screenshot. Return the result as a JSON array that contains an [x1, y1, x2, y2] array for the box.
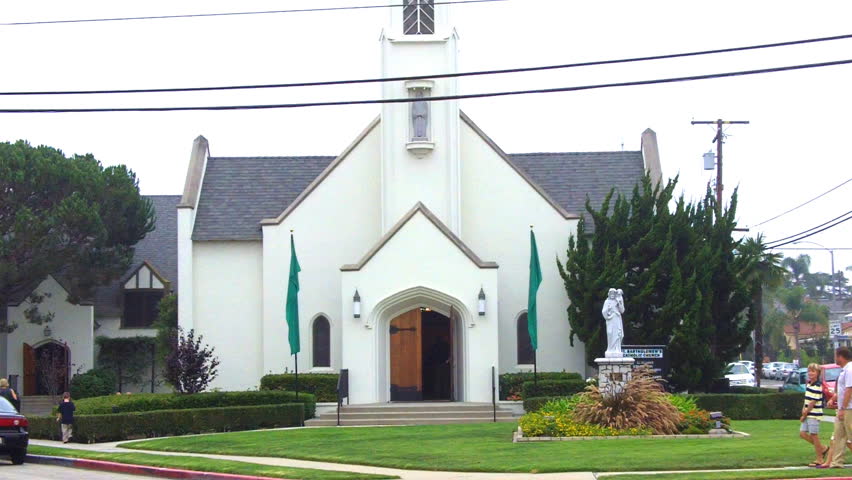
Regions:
[[312, 316, 331, 368], [517, 313, 536, 365]]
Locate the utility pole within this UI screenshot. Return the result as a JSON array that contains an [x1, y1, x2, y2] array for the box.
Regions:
[[691, 119, 750, 208]]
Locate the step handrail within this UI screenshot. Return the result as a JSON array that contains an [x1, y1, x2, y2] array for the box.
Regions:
[[337, 369, 349, 426], [491, 365, 497, 422]]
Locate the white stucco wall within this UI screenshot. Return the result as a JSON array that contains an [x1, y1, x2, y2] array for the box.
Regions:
[[191, 241, 264, 391], [459, 120, 587, 376], [341, 211, 499, 404], [5, 276, 94, 384], [261, 122, 383, 378]]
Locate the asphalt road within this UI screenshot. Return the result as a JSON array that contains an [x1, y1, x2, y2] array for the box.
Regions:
[[0, 462, 157, 479]]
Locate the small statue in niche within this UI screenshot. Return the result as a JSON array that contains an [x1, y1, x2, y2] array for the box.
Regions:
[[411, 89, 429, 140]]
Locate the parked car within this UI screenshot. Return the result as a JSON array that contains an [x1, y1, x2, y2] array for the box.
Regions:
[[764, 362, 783, 379], [725, 363, 756, 387], [738, 360, 755, 375], [823, 363, 841, 397], [0, 397, 28, 465], [775, 363, 796, 380], [782, 368, 809, 393]]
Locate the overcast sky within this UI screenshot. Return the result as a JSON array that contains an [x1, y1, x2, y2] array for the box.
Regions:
[[2, 0, 850, 274]]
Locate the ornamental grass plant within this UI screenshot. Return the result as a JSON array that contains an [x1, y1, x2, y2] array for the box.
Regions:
[[572, 367, 682, 435]]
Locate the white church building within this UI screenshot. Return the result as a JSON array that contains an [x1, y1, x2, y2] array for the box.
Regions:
[[177, 3, 662, 404]]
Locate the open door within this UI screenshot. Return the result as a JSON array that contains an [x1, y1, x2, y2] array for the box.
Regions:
[[390, 309, 422, 401], [23, 343, 35, 396]]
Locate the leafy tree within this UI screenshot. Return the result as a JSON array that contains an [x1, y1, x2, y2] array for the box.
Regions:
[[153, 294, 178, 362], [165, 328, 220, 394], [0, 141, 154, 332], [737, 235, 786, 384], [782, 255, 811, 288], [96, 336, 154, 392], [558, 174, 754, 391], [777, 286, 830, 360]]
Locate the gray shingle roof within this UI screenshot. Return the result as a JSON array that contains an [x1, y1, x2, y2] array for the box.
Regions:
[[93, 195, 181, 317], [508, 151, 645, 219], [190, 152, 645, 241], [192, 157, 335, 241]]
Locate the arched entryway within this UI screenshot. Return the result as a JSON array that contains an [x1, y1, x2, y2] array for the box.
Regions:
[[390, 307, 455, 401], [23, 341, 69, 395], [374, 286, 470, 403]]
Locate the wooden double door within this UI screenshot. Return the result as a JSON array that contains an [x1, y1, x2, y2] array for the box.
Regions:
[[389, 308, 454, 401]]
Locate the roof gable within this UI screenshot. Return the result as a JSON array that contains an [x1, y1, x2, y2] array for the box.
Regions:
[[341, 202, 498, 271]]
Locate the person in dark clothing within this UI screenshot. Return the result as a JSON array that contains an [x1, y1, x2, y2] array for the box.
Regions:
[[0, 378, 20, 412], [57, 392, 75, 443]]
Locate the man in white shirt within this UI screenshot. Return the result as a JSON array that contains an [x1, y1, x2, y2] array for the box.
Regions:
[[828, 347, 852, 468]]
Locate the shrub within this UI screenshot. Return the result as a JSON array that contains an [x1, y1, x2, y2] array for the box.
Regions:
[[499, 372, 582, 400], [260, 374, 339, 402], [678, 409, 715, 434], [573, 368, 682, 435], [730, 386, 778, 394], [519, 412, 651, 438], [523, 396, 559, 412], [539, 396, 586, 415], [69, 390, 316, 419], [668, 394, 698, 414], [29, 404, 304, 443], [693, 392, 800, 420], [521, 379, 586, 399], [165, 328, 220, 394], [70, 369, 116, 400]]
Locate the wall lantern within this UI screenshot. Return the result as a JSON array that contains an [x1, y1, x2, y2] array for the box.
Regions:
[[703, 151, 716, 171], [353, 290, 361, 319], [478, 287, 486, 316], [43, 324, 52, 337]]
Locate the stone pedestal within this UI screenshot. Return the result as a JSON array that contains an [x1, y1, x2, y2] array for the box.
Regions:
[[595, 357, 635, 395]]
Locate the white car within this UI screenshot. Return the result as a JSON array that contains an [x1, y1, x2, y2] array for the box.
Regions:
[[737, 361, 755, 375], [765, 362, 783, 379], [725, 363, 756, 387]]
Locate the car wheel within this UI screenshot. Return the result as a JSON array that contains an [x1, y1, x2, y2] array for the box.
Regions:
[[10, 448, 26, 465]]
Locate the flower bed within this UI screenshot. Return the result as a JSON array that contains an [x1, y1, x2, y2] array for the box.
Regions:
[[517, 369, 736, 440]]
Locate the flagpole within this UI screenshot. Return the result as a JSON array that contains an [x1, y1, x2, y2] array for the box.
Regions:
[[295, 353, 299, 401], [528, 225, 542, 389]]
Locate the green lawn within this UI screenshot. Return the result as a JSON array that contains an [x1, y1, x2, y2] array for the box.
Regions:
[[608, 469, 849, 480], [28, 445, 396, 480], [123, 420, 836, 473]]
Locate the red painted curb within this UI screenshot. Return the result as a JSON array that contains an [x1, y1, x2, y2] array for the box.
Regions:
[[28, 455, 297, 480]]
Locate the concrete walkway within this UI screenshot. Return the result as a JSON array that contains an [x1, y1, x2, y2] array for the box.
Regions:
[[31, 438, 836, 480]]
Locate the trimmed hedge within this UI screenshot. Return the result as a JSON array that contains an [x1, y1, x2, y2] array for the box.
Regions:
[[523, 396, 567, 412], [522, 379, 587, 399], [693, 392, 801, 420], [29, 404, 304, 443], [69, 391, 316, 419], [70, 369, 117, 400], [260, 373, 338, 402], [499, 372, 582, 400], [730, 386, 779, 395]]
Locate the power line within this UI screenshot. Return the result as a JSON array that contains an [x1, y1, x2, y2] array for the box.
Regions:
[[773, 247, 852, 251], [2, 58, 851, 113], [765, 210, 852, 245], [751, 177, 852, 227], [0, 0, 505, 27], [767, 214, 852, 248], [4, 33, 852, 96]]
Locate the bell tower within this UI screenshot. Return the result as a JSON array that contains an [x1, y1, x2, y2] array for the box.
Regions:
[[380, 0, 461, 234]]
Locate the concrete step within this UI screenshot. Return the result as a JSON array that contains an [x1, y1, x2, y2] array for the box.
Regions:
[[335, 404, 508, 413], [20, 396, 59, 416], [305, 417, 518, 426], [329, 411, 515, 420]]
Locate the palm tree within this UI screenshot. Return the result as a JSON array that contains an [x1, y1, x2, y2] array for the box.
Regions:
[[782, 254, 811, 287], [739, 235, 786, 385], [778, 286, 830, 361]]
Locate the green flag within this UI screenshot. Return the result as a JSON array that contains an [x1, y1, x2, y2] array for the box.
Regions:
[[527, 229, 542, 350], [286, 233, 301, 355]]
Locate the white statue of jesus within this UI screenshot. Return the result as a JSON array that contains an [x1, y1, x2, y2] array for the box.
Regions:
[[602, 288, 625, 358]]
